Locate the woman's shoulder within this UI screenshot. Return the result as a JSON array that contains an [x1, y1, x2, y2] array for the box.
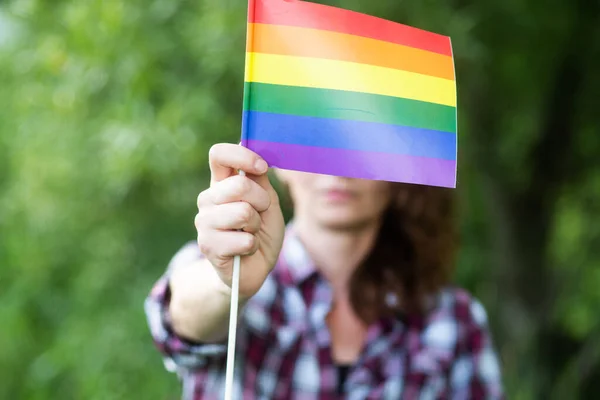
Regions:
[[430, 286, 492, 328], [421, 287, 503, 394], [413, 285, 502, 385], [418, 286, 496, 353]]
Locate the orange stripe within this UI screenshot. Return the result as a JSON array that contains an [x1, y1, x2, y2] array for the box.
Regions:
[[248, 23, 455, 81]]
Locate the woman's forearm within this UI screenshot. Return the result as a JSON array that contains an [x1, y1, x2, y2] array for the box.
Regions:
[[168, 258, 241, 343]]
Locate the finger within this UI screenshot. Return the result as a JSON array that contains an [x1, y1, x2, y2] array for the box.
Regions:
[[208, 143, 268, 183], [247, 170, 276, 193], [196, 203, 262, 234], [198, 230, 259, 260], [198, 175, 271, 213]]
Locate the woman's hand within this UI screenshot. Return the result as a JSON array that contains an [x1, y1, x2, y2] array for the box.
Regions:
[[194, 143, 285, 300]]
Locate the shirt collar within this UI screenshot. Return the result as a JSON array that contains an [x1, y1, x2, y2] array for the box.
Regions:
[[276, 222, 443, 321]]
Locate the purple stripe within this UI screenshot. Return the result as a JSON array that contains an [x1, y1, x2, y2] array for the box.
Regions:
[[246, 140, 456, 188]]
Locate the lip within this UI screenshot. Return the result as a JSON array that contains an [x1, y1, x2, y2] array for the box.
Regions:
[[322, 188, 356, 202]]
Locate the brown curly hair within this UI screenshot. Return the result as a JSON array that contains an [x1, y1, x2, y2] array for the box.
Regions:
[[349, 183, 458, 324]]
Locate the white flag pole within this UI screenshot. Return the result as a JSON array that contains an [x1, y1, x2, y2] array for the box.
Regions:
[[224, 170, 245, 400], [225, 0, 254, 395]]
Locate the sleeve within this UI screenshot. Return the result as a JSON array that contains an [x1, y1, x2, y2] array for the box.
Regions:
[[144, 241, 227, 375], [448, 296, 505, 399]]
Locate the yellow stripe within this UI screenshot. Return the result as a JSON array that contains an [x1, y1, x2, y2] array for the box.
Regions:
[[245, 52, 456, 107]]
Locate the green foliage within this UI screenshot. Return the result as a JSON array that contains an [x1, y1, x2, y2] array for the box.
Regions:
[[0, 0, 598, 399]]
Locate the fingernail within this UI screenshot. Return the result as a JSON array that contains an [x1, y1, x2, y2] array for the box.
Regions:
[[255, 159, 268, 173]]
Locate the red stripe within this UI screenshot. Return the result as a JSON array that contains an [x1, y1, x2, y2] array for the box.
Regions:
[[248, 0, 452, 56]]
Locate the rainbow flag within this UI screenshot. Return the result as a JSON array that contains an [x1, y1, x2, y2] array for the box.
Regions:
[[241, 0, 457, 188]]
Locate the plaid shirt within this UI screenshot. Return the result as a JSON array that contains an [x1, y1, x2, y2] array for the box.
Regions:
[[145, 226, 504, 399]]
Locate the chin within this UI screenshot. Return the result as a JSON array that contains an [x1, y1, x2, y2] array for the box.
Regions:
[[316, 213, 375, 232]]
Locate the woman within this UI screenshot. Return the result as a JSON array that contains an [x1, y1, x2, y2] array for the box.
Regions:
[[145, 143, 504, 399]]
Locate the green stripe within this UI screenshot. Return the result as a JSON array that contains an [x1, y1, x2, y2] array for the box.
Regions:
[[244, 82, 456, 134]]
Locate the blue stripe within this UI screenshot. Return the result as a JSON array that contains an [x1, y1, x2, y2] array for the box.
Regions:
[[244, 111, 456, 161]]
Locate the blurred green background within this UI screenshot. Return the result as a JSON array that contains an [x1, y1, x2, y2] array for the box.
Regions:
[[1, 0, 599, 399]]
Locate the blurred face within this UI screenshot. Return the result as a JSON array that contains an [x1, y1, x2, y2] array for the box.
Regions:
[[275, 170, 392, 231]]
